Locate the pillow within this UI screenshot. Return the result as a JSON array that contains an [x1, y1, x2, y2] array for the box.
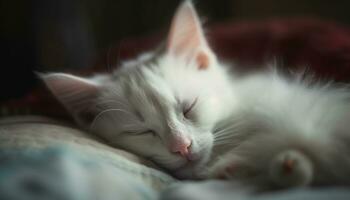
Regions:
[[0, 147, 159, 200], [0, 116, 175, 192]]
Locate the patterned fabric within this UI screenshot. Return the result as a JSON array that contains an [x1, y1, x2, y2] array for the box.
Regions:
[[0, 147, 160, 200], [0, 116, 175, 199]]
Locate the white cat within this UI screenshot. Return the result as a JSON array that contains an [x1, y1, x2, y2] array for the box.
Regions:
[[42, 0, 350, 190], [41, 1, 234, 178]]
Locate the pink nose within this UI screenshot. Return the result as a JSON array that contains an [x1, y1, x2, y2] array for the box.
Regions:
[[170, 136, 192, 157]]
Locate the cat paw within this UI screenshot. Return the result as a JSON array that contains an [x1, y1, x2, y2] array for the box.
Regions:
[[269, 150, 313, 187], [211, 162, 237, 179]]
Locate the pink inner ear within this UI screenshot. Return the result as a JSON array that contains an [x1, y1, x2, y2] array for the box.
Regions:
[[167, 9, 200, 55], [166, 1, 213, 69], [166, 4, 201, 56]]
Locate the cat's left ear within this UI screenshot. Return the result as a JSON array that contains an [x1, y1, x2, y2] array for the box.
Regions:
[[39, 73, 100, 125], [166, 1, 216, 70]]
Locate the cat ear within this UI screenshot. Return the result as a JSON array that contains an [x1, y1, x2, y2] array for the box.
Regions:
[[166, 1, 215, 69], [39, 73, 100, 125]]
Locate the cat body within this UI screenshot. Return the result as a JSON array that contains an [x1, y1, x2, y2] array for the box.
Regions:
[[209, 71, 350, 189]]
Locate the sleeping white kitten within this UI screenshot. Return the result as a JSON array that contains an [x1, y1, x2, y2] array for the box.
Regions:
[[41, 1, 234, 178], [209, 71, 350, 190]]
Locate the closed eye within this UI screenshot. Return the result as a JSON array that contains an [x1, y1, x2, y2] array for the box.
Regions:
[[123, 130, 157, 137], [140, 130, 157, 136], [183, 98, 198, 118]]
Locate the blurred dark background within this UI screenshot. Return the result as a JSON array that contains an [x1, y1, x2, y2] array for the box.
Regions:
[[1, 0, 350, 101]]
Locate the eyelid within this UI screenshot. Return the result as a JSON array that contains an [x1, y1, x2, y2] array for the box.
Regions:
[[184, 97, 198, 116], [141, 130, 156, 135], [123, 129, 156, 136]]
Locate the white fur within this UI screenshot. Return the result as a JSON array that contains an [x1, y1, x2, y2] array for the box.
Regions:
[[210, 70, 350, 188]]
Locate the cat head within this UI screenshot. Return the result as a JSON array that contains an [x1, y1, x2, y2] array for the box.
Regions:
[[41, 1, 233, 178]]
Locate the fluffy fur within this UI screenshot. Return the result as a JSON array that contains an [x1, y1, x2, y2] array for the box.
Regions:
[[210, 70, 350, 189]]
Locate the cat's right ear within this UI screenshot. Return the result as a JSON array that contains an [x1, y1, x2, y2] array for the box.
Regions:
[[166, 1, 216, 70], [39, 73, 100, 125]]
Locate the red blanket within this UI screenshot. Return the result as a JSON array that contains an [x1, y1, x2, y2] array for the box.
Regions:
[[2, 18, 350, 118]]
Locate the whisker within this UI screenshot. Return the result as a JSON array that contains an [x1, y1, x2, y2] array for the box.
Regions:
[[214, 121, 246, 137], [214, 128, 240, 138], [96, 99, 129, 108]]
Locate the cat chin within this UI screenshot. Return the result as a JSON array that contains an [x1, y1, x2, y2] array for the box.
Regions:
[[171, 150, 213, 179], [170, 160, 209, 180], [172, 166, 206, 180]]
